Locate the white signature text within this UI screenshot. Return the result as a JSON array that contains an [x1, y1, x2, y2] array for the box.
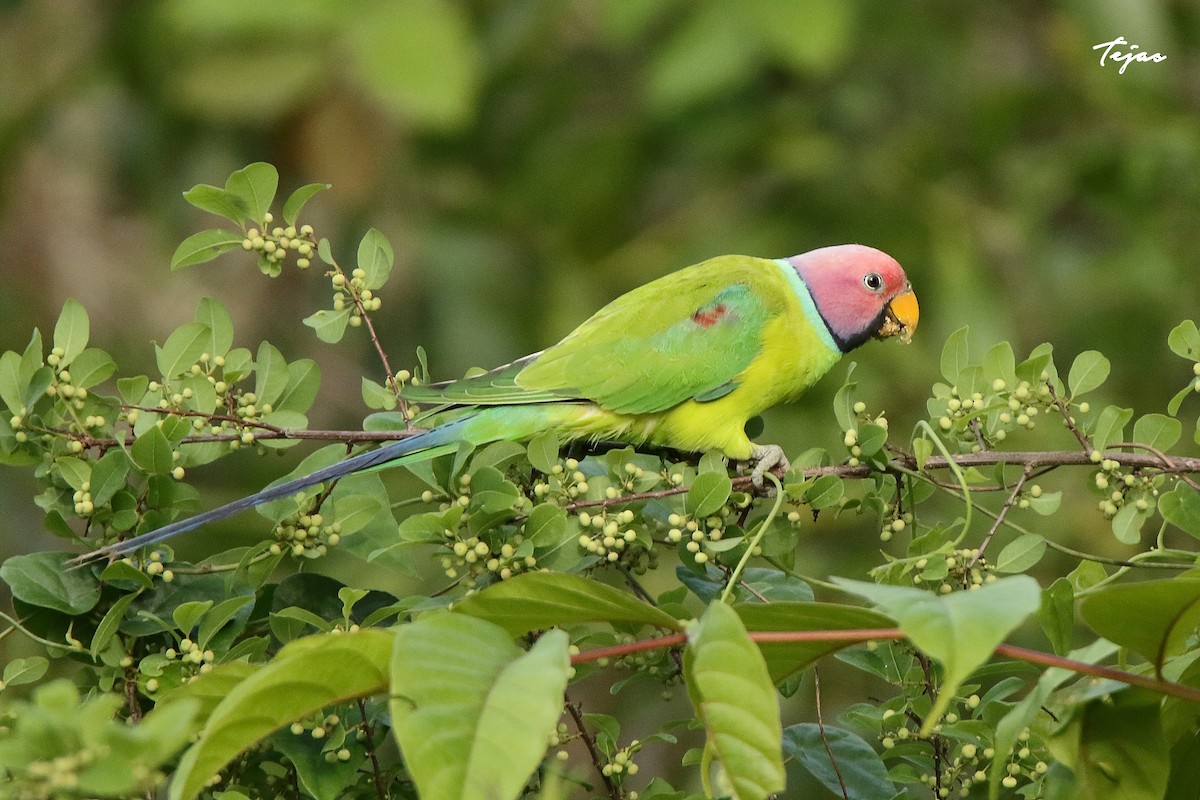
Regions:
[[1093, 37, 1166, 74]]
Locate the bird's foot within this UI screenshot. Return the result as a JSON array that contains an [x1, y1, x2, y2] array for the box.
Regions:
[[749, 443, 790, 490]]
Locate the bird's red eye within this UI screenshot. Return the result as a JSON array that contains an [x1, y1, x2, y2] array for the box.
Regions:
[[863, 272, 884, 292]]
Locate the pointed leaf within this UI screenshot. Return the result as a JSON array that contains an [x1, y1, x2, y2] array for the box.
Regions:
[[224, 162, 278, 222], [783, 724, 895, 800], [356, 228, 394, 291], [53, 299, 89, 367], [687, 471, 732, 518], [834, 576, 1040, 730], [1067, 350, 1110, 397], [168, 629, 394, 800], [390, 614, 570, 800], [452, 571, 683, 635], [68, 348, 116, 388], [131, 426, 175, 475], [940, 326, 970, 385], [194, 298, 235, 358], [157, 323, 212, 379], [182, 184, 249, 224], [171, 229, 244, 270], [684, 601, 785, 800], [994, 534, 1046, 574], [254, 342, 289, 407], [282, 183, 330, 226]]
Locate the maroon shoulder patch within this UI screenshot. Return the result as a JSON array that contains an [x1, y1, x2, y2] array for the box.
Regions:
[[691, 303, 727, 328]]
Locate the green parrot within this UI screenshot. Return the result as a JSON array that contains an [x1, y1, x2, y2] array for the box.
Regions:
[[75, 244, 918, 563]]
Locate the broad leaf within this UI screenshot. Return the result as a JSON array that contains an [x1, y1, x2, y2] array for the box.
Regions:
[[169, 629, 394, 800], [684, 601, 785, 800], [0, 552, 101, 615], [390, 614, 570, 800], [1068, 350, 1110, 397], [783, 724, 895, 800], [1080, 578, 1200, 673], [171, 229, 244, 270], [453, 571, 683, 635]]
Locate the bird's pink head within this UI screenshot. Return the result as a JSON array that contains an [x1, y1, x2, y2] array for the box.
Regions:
[[786, 244, 919, 353]]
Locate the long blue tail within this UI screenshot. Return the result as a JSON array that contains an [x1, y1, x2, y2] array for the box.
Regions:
[[69, 420, 468, 566]]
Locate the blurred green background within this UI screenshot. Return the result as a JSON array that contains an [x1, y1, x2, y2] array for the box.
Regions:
[[0, 0, 1198, 767]]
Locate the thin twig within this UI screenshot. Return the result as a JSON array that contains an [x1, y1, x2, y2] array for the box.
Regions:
[[1111, 441, 1200, 492], [566, 698, 622, 800], [357, 698, 388, 800], [968, 466, 1031, 569], [1047, 381, 1093, 453], [813, 667, 849, 800]]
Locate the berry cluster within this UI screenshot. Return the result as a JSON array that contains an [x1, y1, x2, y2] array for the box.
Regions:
[[241, 214, 316, 276], [933, 375, 1079, 452], [665, 495, 754, 567], [270, 512, 343, 559]]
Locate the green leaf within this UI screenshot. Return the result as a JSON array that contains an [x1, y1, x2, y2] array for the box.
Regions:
[[452, 571, 683, 635], [182, 184, 250, 224], [526, 428, 560, 475], [782, 724, 895, 800], [346, 0, 480, 131], [1091, 405, 1132, 453], [53, 298, 89, 367], [68, 348, 116, 389], [804, 474, 844, 509], [855, 423, 887, 458], [224, 162, 278, 222], [0, 552, 101, 615], [1132, 412, 1182, 452], [687, 471, 732, 517], [736, 602, 894, 684], [1168, 320, 1200, 361], [131, 426, 175, 475], [157, 323, 212, 379], [390, 615, 570, 800], [303, 308, 351, 344], [684, 601, 785, 800], [912, 437, 933, 471], [274, 359, 321, 414], [1067, 350, 1110, 397], [254, 342, 289, 407], [54, 456, 91, 492], [1027, 489, 1062, 515], [91, 592, 140, 659], [0, 350, 23, 412], [1111, 501, 1149, 545], [168, 629, 394, 800], [356, 228, 394, 291], [282, 182, 330, 226], [834, 576, 1040, 730], [940, 326, 970, 385], [1168, 383, 1192, 417], [90, 449, 130, 506], [1047, 689, 1168, 800], [983, 341, 1017, 388], [171, 229, 244, 270], [525, 503, 567, 546], [2, 656, 49, 686], [994, 534, 1046, 573], [173, 600, 214, 635], [194, 298, 235, 358], [1080, 578, 1200, 672], [1159, 484, 1200, 540], [1039, 578, 1074, 656], [361, 377, 397, 410]]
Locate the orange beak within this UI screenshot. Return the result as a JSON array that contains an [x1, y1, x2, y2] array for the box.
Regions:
[[878, 287, 919, 344]]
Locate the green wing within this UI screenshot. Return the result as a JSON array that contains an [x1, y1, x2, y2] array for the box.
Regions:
[[516, 257, 777, 415], [402, 256, 781, 416]]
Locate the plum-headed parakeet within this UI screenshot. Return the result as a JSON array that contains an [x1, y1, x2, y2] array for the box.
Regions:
[[75, 244, 917, 562]]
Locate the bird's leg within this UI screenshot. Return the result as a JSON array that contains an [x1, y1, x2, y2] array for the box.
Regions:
[[749, 443, 790, 489]]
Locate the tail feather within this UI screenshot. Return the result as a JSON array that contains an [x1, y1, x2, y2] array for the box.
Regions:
[[68, 422, 464, 567]]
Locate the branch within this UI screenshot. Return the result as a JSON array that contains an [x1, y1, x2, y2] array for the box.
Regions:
[[566, 697, 622, 800], [570, 628, 1200, 706]]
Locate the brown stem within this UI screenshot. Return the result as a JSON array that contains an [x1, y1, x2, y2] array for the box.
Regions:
[[968, 466, 1031, 570], [356, 698, 387, 800], [813, 667, 849, 800], [1047, 381, 1093, 453], [566, 698, 622, 800]]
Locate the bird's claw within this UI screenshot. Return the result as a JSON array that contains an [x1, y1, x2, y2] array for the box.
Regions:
[[749, 444, 789, 491]]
